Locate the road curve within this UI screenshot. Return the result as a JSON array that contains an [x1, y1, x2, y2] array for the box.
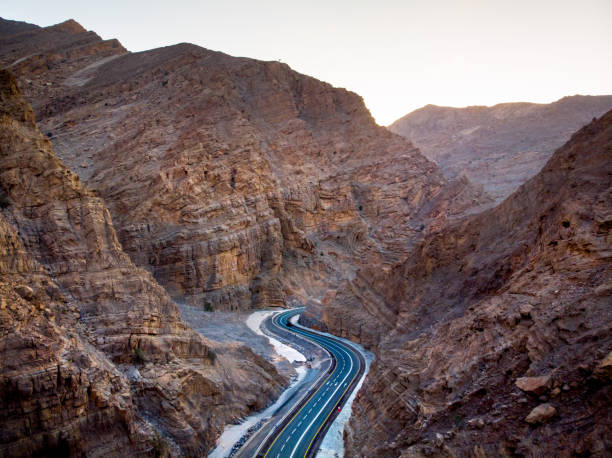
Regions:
[[257, 309, 364, 458]]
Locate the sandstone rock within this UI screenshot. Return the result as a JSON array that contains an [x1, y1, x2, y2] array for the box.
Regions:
[[550, 387, 561, 397], [519, 303, 533, 317], [14, 285, 34, 300], [515, 375, 552, 395], [0, 17, 490, 318], [467, 418, 485, 429], [525, 403, 557, 424]]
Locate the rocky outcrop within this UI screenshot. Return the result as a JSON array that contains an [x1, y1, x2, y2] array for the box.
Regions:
[[343, 111, 612, 456], [389, 96, 612, 203], [0, 18, 490, 314], [0, 69, 285, 456]]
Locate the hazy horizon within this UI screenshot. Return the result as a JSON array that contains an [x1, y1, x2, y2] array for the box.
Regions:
[[3, 0, 612, 125]]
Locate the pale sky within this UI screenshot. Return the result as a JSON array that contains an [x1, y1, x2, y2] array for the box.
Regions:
[[3, 0, 612, 125]]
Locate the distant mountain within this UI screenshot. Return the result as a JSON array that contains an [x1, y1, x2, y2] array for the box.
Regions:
[[389, 96, 612, 203]]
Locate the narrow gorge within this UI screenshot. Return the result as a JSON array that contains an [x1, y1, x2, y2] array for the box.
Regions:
[[0, 16, 610, 458]]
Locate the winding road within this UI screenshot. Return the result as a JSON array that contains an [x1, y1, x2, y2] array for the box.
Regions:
[[256, 309, 365, 458]]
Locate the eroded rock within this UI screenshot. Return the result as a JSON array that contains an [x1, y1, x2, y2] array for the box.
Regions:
[[525, 403, 557, 424], [515, 375, 552, 395], [342, 112, 612, 457], [0, 68, 286, 456]]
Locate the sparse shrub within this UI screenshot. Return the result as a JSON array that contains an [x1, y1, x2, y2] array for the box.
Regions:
[[203, 301, 214, 312], [133, 347, 145, 365], [358, 205, 363, 211], [208, 349, 217, 365]]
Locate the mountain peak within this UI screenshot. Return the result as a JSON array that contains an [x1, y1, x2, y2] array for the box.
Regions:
[[48, 18, 86, 34]]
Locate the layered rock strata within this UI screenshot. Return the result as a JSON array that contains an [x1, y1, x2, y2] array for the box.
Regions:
[[0, 69, 285, 457], [341, 111, 612, 456], [0, 18, 490, 313]]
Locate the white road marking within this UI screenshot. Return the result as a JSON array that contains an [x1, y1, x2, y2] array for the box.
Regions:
[[289, 343, 355, 458]]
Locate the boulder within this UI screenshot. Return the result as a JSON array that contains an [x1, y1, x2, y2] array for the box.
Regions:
[[525, 403, 557, 424], [515, 375, 551, 395]]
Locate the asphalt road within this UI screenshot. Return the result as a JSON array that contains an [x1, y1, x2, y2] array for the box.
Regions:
[[259, 309, 364, 458]]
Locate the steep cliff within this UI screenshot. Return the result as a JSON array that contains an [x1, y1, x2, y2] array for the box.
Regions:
[[389, 96, 612, 203], [344, 111, 612, 456], [0, 69, 285, 457], [0, 18, 490, 315]]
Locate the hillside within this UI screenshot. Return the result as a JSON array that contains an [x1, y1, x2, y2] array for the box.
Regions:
[[338, 110, 612, 456], [0, 68, 285, 456], [0, 17, 490, 325], [389, 96, 612, 202], [2, 16, 610, 457]]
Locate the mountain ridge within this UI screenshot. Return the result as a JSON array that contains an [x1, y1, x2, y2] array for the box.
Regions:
[[389, 94, 612, 203], [0, 67, 287, 457], [339, 109, 612, 456], [0, 17, 490, 317]]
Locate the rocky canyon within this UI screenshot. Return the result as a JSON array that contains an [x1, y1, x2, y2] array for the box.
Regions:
[[343, 109, 612, 457], [1, 16, 610, 458], [0, 53, 284, 458]]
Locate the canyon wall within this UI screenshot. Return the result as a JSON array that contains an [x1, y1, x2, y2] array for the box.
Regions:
[[0, 69, 285, 457], [342, 111, 612, 456], [389, 96, 612, 203], [3, 16, 609, 458], [0, 18, 490, 315]]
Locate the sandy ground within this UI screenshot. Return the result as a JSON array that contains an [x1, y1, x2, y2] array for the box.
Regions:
[[246, 310, 306, 363], [177, 304, 297, 379]]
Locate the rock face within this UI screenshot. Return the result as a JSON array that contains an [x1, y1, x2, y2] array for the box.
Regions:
[[0, 69, 285, 456], [389, 96, 612, 203], [341, 112, 612, 457], [4, 16, 609, 458], [0, 17, 490, 314]]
